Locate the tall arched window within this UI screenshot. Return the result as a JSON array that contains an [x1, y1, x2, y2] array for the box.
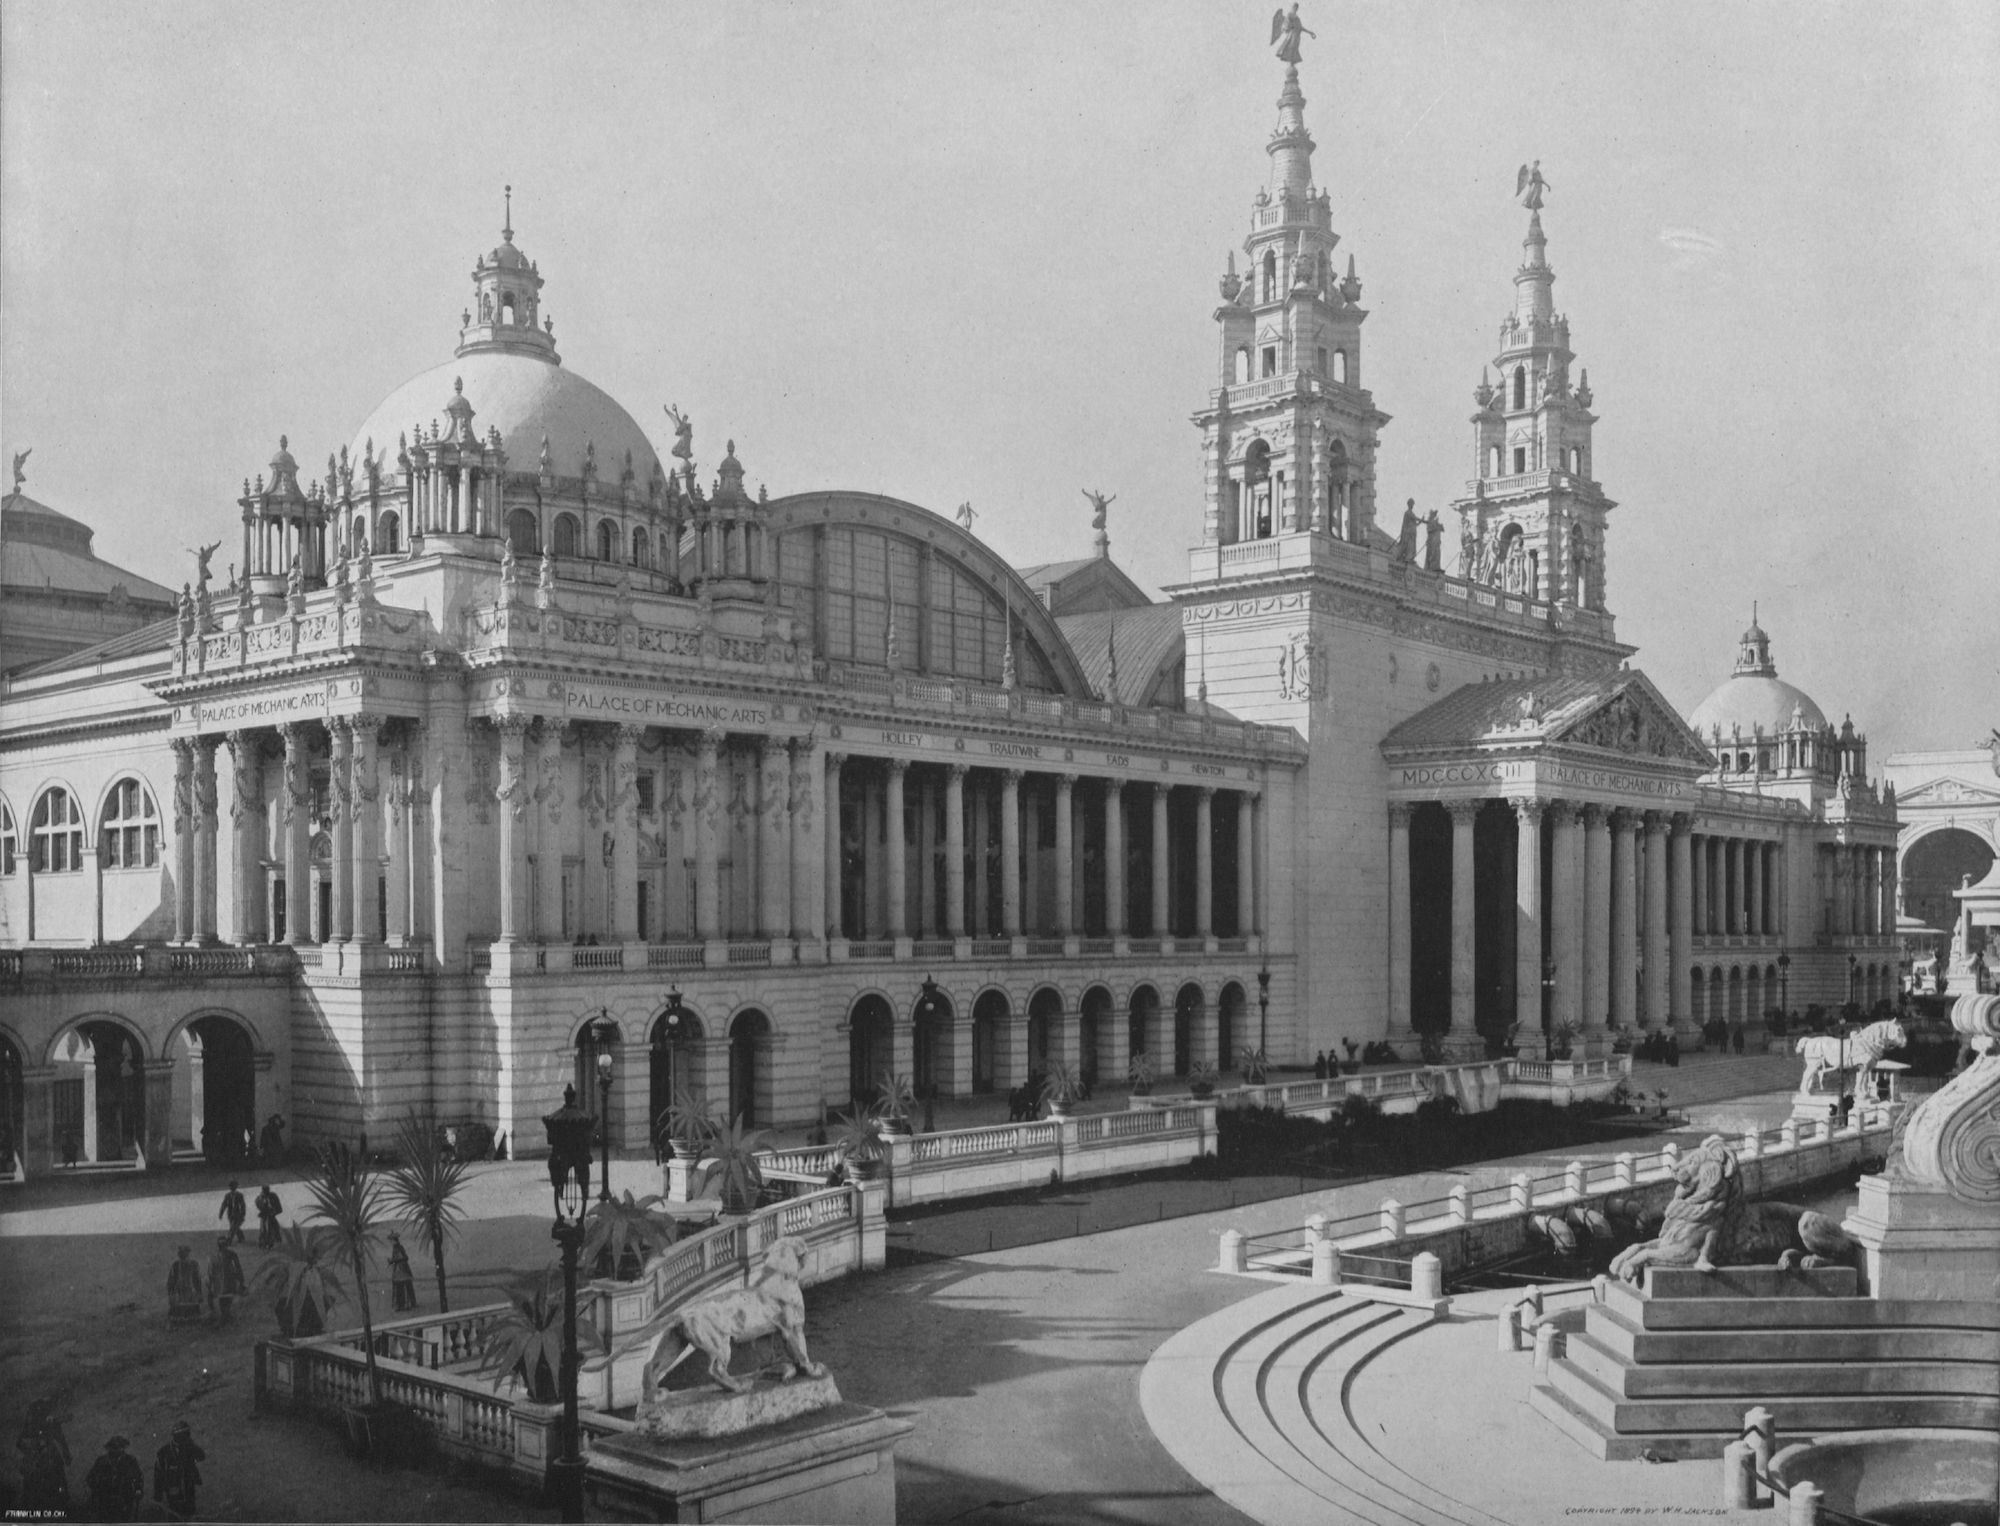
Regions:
[[1567, 445, 1583, 475], [351, 514, 366, 554], [0, 800, 15, 875], [1512, 366, 1526, 409], [631, 527, 650, 568], [507, 508, 539, 556], [99, 779, 160, 870], [1234, 346, 1251, 384], [1332, 348, 1348, 384], [1325, 441, 1348, 535], [31, 788, 84, 873], [596, 520, 617, 561], [1261, 250, 1277, 302], [375, 511, 400, 555], [552, 514, 580, 557], [1245, 440, 1273, 539]]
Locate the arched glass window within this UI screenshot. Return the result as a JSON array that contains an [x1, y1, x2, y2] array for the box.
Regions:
[[31, 788, 84, 873], [506, 509, 539, 556], [1567, 445, 1583, 475], [501, 294, 516, 325], [1261, 250, 1276, 302], [631, 527, 650, 567], [1332, 348, 1348, 384], [351, 514, 366, 553], [376, 511, 400, 555], [0, 800, 15, 875], [1245, 441, 1273, 539], [1512, 366, 1527, 409], [1233, 346, 1250, 384], [596, 520, 617, 561], [552, 514, 581, 557], [100, 779, 160, 869]]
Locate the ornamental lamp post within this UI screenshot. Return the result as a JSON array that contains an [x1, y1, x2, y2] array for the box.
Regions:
[[1777, 952, 1790, 1020], [592, 1012, 618, 1204], [915, 975, 942, 1101], [1256, 964, 1271, 1059], [541, 1085, 596, 1525]]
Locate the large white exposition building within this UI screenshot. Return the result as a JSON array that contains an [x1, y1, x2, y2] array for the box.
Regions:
[[0, 40, 1899, 1170]]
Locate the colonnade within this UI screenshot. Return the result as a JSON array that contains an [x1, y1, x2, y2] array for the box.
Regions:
[[1689, 832, 1784, 939], [1818, 842, 1896, 937], [822, 756, 1261, 946]]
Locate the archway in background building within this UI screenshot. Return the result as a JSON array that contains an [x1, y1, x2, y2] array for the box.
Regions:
[[1127, 985, 1160, 1074], [1173, 983, 1205, 1076], [50, 1020, 146, 1165], [848, 994, 894, 1108], [1079, 986, 1112, 1089], [729, 1009, 771, 1129], [913, 987, 955, 1099], [1902, 827, 1995, 950], [187, 1014, 256, 1163], [1218, 982, 1246, 1073], [971, 989, 1009, 1095], [0, 1034, 22, 1173], [575, 1019, 625, 1152], [1027, 987, 1063, 1071]]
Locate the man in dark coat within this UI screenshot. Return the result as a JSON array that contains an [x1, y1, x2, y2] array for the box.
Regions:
[[85, 1434, 144, 1522], [255, 1182, 284, 1248], [208, 1235, 247, 1324], [15, 1399, 70, 1516], [166, 1244, 205, 1327], [388, 1232, 418, 1312], [218, 1180, 247, 1243], [152, 1421, 205, 1519]]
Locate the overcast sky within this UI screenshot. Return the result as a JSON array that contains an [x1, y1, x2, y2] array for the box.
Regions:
[[4, 1, 1994, 762]]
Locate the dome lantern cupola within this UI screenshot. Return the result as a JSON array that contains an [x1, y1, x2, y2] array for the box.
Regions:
[[456, 186, 559, 364], [1734, 604, 1776, 676]]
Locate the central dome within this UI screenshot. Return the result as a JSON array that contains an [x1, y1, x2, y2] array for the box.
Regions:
[[1685, 616, 1826, 739], [350, 351, 664, 485]]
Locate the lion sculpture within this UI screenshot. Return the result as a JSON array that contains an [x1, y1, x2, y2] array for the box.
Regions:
[[639, 1234, 825, 1397], [1607, 1134, 1856, 1285], [1795, 1018, 1906, 1094]]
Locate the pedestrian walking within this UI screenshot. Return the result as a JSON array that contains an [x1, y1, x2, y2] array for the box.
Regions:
[[14, 1398, 70, 1517], [1732, 1021, 1746, 1055], [388, 1231, 418, 1313], [254, 1182, 284, 1248], [218, 1179, 247, 1243], [166, 1244, 205, 1328], [258, 1113, 286, 1162], [60, 1130, 79, 1169], [85, 1434, 144, 1522], [1665, 1030, 1680, 1067], [152, 1421, 205, 1520], [207, 1235, 247, 1324]]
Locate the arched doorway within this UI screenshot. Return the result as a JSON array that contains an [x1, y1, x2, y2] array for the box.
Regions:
[[729, 1010, 771, 1129], [507, 508, 540, 556], [1901, 827, 1996, 948], [1027, 987, 1063, 1073], [1727, 967, 1743, 1023], [1079, 986, 1112, 1091], [0, 1034, 23, 1175], [848, 995, 894, 1109], [971, 989, 1009, 1095], [1173, 983, 1204, 1076], [912, 984, 955, 1099], [1127, 985, 1160, 1072], [50, 1020, 145, 1165], [1218, 982, 1246, 1074], [575, 1018, 625, 1153], [648, 1006, 703, 1160], [181, 1015, 256, 1163]]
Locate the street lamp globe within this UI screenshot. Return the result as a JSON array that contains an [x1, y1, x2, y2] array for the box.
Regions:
[[542, 1085, 595, 1223]]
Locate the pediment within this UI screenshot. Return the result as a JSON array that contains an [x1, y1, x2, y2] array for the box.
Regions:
[[1546, 676, 1714, 767], [1899, 775, 2000, 808]]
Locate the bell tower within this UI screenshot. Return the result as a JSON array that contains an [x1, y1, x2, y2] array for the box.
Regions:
[[1193, 47, 1389, 561], [1451, 194, 1615, 621]]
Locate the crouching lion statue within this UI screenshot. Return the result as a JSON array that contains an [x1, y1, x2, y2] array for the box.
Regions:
[[1607, 1134, 1856, 1285], [639, 1234, 826, 1396]]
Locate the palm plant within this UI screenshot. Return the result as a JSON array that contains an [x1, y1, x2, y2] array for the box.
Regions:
[[475, 1270, 602, 1403], [583, 1188, 678, 1281], [871, 1071, 917, 1133], [1186, 1058, 1221, 1097], [829, 1110, 885, 1179], [1038, 1059, 1085, 1114], [252, 1222, 347, 1338], [304, 1141, 388, 1407], [382, 1113, 471, 1313], [1126, 1052, 1157, 1095], [701, 1116, 770, 1213], [1238, 1046, 1271, 1085], [658, 1083, 721, 1160]]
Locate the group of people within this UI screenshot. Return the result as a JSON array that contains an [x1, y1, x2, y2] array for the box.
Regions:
[[12, 1401, 206, 1522], [165, 1238, 247, 1329]]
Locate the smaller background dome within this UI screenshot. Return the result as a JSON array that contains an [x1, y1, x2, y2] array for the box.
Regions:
[[1688, 674, 1826, 738]]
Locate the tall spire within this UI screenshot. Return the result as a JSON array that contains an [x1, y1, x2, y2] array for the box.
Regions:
[[1516, 208, 1556, 324], [1268, 63, 1316, 199], [502, 183, 513, 244]]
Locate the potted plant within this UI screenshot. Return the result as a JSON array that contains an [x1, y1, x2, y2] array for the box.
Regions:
[[1237, 1046, 1269, 1086], [831, 1110, 887, 1181], [871, 1072, 917, 1136], [701, 1117, 770, 1214], [1039, 1059, 1085, 1117], [476, 1270, 600, 1404], [658, 1084, 720, 1163], [582, 1188, 678, 1281], [1548, 1020, 1577, 1062], [1126, 1052, 1157, 1096], [253, 1222, 346, 1339], [1186, 1058, 1220, 1098]]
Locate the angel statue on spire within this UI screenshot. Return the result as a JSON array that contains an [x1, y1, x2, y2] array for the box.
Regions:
[[1082, 489, 1116, 532], [1272, 4, 1315, 64], [1517, 160, 1552, 211], [664, 405, 694, 464]]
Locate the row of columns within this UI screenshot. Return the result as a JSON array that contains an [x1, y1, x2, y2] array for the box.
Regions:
[[822, 756, 1260, 943], [1819, 843, 1895, 937], [1690, 833, 1783, 938], [1389, 798, 1704, 1041]]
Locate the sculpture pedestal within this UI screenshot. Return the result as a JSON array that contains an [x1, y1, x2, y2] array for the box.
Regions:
[[587, 1378, 911, 1525], [1842, 1172, 2000, 1302]]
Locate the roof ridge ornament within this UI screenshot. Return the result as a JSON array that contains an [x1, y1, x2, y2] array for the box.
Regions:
[[502, 183, 513, 244]]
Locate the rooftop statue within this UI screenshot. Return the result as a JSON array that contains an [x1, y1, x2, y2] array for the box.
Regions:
[[955, 501, 978, 533], [1271, 4, 1315, 64], [1082, 488, 1116, 532], [10, 446, 29, 495], [1395, 499, 1419, 562], [1517, 160, 1552, 211], [664, 405, 694, 464]]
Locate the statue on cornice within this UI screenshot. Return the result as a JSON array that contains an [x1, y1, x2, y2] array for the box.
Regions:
[[1423, 510, 1443, 571], [664, 405, 693, 464], [1271, 4, 1315, 64], [1395, 500, 1419, 563]]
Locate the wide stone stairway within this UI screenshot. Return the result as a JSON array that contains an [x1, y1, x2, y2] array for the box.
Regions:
[[1532, 1266, 2000, 1460]]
